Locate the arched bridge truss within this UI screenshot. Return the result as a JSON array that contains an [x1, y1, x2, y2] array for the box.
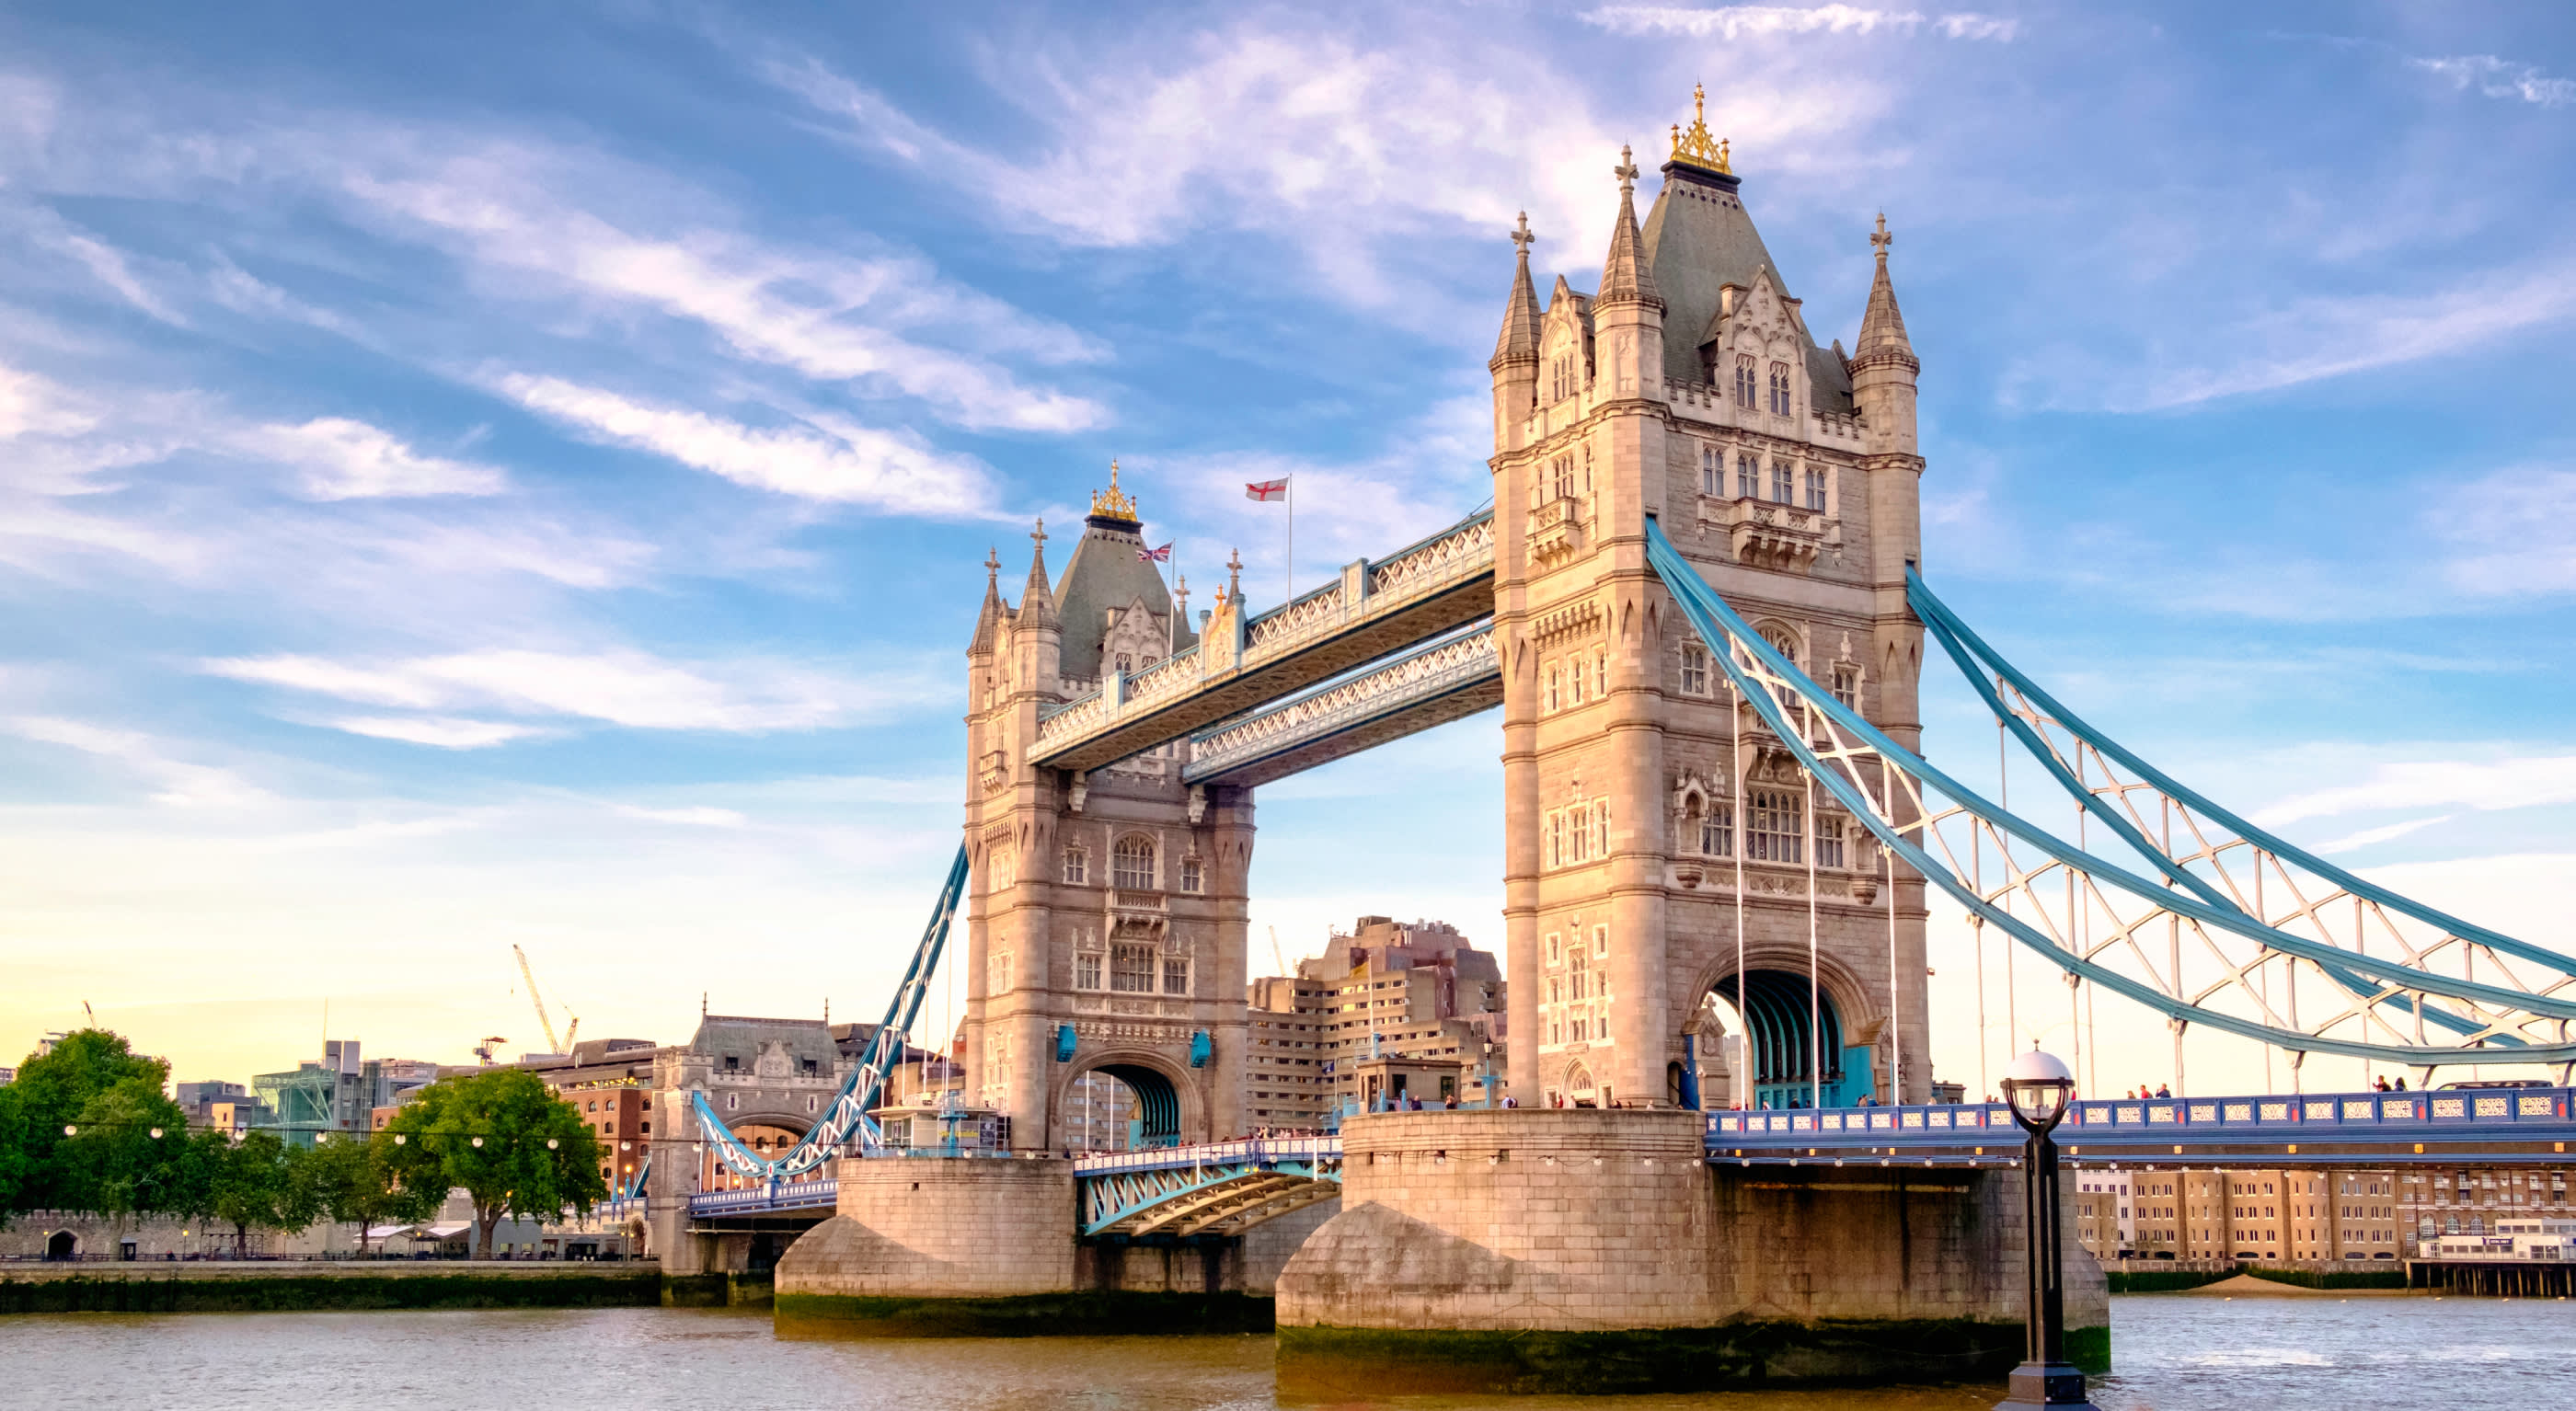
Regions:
[[1075, 1139, 1342, 1238], [1645, 515, 2576, 1079]]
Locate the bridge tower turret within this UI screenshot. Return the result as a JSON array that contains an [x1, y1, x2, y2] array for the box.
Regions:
[[960, 471, 1251, 1151], [1492, 92, 1930, 1112]]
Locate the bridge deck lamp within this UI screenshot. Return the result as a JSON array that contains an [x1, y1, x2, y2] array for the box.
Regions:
[[1997, 1048, 2096, 1411]]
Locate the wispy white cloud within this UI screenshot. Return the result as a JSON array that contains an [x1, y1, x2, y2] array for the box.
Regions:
[[2254, 755, 2576, 827], [202, 648, 930, 734], [241, 417, 505, 499], [613, 804, 748, 828], [331, 145, 1107, 433], [496, 373, 995, 517], [2018, 256, 2576, 412], [6, 715, 270, 808], [762, 25, 1873, 303], [2412, 54, 2576, 109], [2312, 813, 2453, 855], [1581, 6, 2018, 41], [2433, 465, 2576, 599], [326, 715, 549, 749]]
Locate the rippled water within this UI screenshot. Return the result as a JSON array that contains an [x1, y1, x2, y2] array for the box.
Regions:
[[3, 1295, 2571, 1410]]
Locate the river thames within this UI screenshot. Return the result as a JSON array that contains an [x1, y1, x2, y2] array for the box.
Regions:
[[5, 1295, 2571, 1409]]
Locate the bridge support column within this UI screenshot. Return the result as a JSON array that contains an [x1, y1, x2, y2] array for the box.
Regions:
[[774, 1157, 1273, 1334], [1274, 1109, 2106, 1394]]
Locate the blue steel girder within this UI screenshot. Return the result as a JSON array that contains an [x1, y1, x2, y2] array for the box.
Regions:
[[1183, 622, 1500, 787], [1030, 511, 1495, 774], [1080, 1157, 1342, 1238]]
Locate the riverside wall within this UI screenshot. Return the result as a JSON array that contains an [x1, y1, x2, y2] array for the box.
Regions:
[[1273, 1108, 2107, 1393]]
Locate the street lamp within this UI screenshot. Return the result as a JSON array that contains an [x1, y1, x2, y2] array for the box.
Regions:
[[1996, 1047, 2097, 1411]]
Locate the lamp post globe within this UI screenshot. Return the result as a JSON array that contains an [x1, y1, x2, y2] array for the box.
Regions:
[[1995, 1047, 2097, 1411]]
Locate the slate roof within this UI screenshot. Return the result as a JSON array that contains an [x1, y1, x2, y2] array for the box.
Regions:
[[1052, 511, 1197, 683], [1640, 165, 1855, 414]]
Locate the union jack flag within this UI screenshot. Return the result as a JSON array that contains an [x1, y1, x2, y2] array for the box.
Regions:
[[1137, 541, 1172, 563]]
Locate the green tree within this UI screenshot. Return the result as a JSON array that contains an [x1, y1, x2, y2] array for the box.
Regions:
[[301, 1132, 442, 1256], [205, 1130, 311, 1256], [383, 1069, 604, 1258], [53, 1077, 190, 1222], [0, 1029, 175, 1222]]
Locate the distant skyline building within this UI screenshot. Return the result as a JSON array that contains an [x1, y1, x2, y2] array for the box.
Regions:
[[1246, 915, 1507, 1128]]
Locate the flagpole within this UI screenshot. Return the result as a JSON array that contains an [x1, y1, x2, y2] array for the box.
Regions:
[[1285, 475, 1294, 607]]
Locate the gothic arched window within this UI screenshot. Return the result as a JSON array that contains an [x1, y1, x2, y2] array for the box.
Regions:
[[1747, 788, 1804, 864], [1698, 444, 1719, 496], [1737, 452, 1758, 499], [1767, 362, 1792, 415], [1700, 797, 1733, 857], [1733, 358, 1758, 409], [1062, 846, 1088, 886], [1678, 641, 1708, 694], [1804, 465, 1827, 511], [1112, 833, 1156, 890], [1771, 459, 1794, 504]]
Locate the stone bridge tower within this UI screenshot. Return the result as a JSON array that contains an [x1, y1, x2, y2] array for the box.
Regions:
[[960, 469, 1253, 1149], [1491, 94, 1930, 1110]]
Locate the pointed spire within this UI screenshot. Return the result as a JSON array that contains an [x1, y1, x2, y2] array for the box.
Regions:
[[1852, 212, 1917, 372], [1598, 145, 1662, 309], [1489, 212, 1542, 372], [1019, 518, 1057, 627], [970, 545, 1005, 652]]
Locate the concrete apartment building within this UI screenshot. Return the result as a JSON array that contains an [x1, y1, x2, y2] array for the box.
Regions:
[[1244, 916, 1508, 1129], [2404, 1163, 2571, 1251]]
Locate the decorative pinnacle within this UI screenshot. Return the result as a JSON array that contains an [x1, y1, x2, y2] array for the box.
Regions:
[[1671, 82, 1731, 174], [983, 546, 1000, 585], [1871, 212, 1892, 258], [1225, 547, 1243, 602], [1511, 211, 1535, 254], [1030, 517, 1047, 549], [1614, 144, 1639, 194], [1089, 459, 1139, 521]]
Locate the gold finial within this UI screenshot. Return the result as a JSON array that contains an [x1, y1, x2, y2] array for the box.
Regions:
[[1671, 83, 1731, 175], [1089, 457, 1140, 521]]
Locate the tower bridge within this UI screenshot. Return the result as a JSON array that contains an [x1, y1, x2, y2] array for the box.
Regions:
[[653, 90, 2576, 1392]]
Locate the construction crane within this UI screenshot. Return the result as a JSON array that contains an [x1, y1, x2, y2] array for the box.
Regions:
[[474, 1036, 508, 1065], [1269, 926, 1290, 978], [512, 946, 579, 1054]]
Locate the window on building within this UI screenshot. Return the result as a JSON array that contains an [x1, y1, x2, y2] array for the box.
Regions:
[[1583, 442, 1594, 494], [1737, 452, 1758, 499], [1679, 641, 1708, 694], [1748, 788, 1804, 864], [1815, 814, 1846, 869], [1762, 628, 1801, 706], [1179, 856, 1203, 893], [1699, 444, 1720, 496], [1547, 933, 1562, 964], [1062, 846, 1087, 885], [1593, 923, 1609, 958], [1568, 660, 1586, 706], [1592, 801, 1611, 858], [1113, 834, 1156, 889], [990, 849, 1014, 890], [1551, 453, 1574, 501], [1733, 357, 1757, 409], [1804, 466, 1827, 511], [1163, 958, 1191, 995], [1768, 362, 1792, 416], [1111, 944, 1156, 993], [1770, 458, 1793, 504], [1699, 798, 1733, 857], [1593, 651, 1608, 699], [1075, 953, 1103, 990], [1832, 666, 1858, 709]]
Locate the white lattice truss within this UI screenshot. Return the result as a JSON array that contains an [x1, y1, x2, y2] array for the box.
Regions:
[[1643, 518, 2576, 1074], [1185, 625, 1496, 781]]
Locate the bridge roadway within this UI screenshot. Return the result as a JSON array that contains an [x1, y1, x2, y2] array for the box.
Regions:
[[684, 1086, 2576, 1225]]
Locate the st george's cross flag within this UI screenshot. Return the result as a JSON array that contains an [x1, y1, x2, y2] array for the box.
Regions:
[[1245, 477, 1289, 502], [1136, 541, 1172, 563]]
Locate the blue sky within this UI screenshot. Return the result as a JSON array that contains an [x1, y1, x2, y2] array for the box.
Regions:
[[2, 2, 2571, 1092]]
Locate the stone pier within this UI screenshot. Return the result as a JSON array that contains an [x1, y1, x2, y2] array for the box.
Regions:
[[772, 1155, 1323, 1334], [1275, 1109, 2106, 1394]]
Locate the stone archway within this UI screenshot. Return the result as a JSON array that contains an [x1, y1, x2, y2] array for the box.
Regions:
[[45, 1230, 76, 1261], [1054, 1050, 1201, 1151], [1708, 968, 1876, 1109]]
